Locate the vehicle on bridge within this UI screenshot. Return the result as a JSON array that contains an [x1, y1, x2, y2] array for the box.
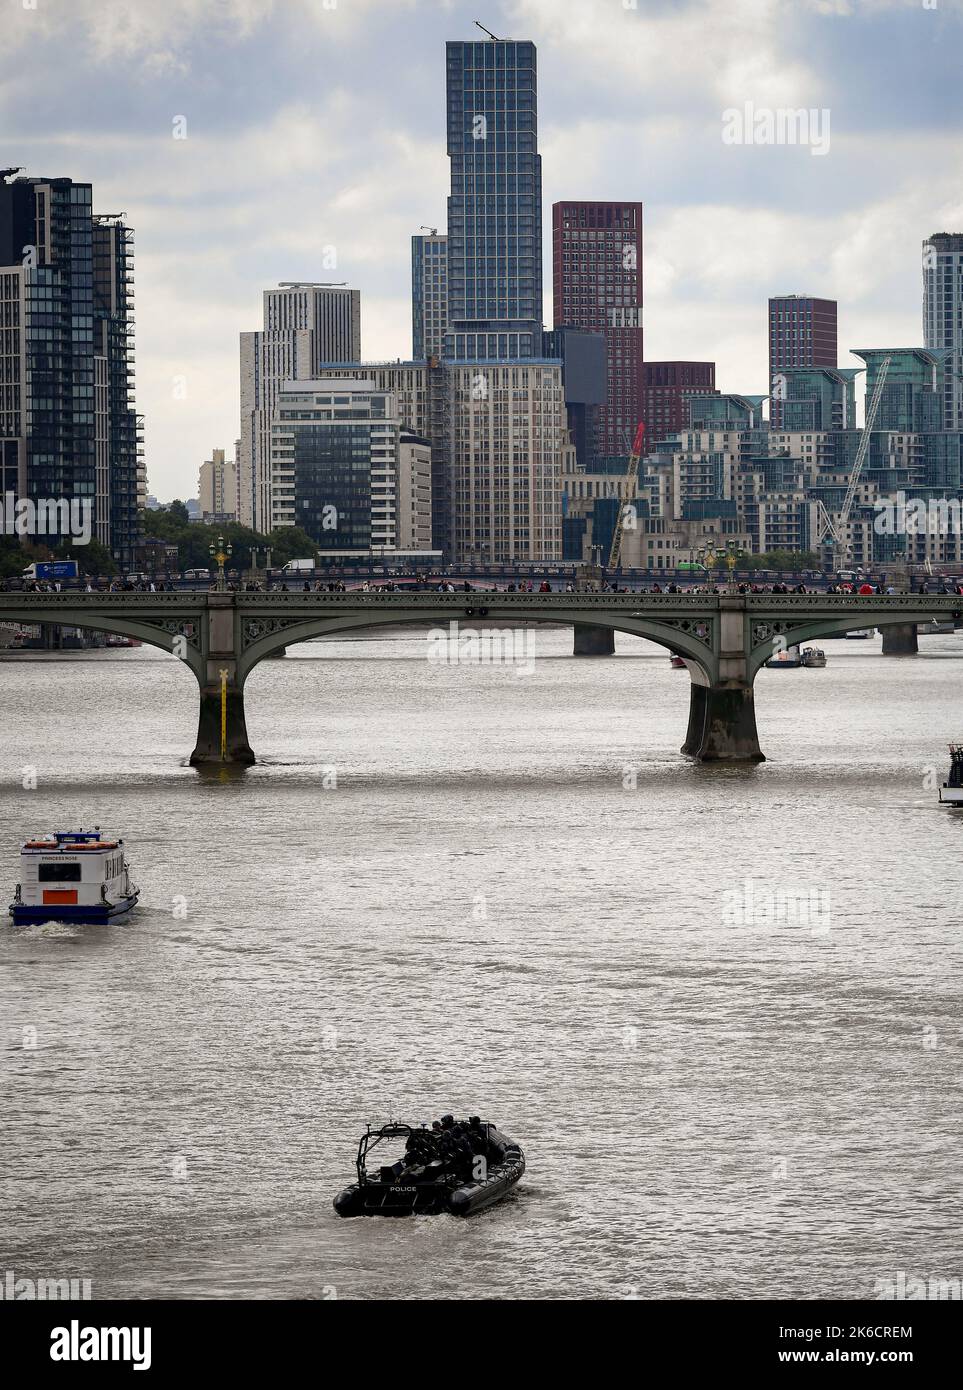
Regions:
[[22, 561, 79, 582], [939, 746, 963, 805], [9, 829, 139, 925], [334, 1117, 524, 1218]]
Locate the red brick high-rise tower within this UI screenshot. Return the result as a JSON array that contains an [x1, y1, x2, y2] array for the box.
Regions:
[[553, 201, 643, 461]]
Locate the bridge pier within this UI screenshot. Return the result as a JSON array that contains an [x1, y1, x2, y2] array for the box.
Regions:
[[573, 623, 615, 656], [190, 678, 255, 765], [681, 683, 706, 755], [683, 680, 765, 762], [881, 622, 919, 656]]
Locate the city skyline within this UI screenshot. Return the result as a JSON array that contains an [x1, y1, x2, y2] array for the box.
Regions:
[[2, 0, 962, 498]]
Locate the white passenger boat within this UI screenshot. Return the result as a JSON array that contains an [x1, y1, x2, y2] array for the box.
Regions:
[[939, 746, 963, 805], [9, 829, 139, 924], [845, 629, 874, 639]]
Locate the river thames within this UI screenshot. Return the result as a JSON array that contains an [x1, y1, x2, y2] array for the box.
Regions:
[[1, 629, 961, 1300]]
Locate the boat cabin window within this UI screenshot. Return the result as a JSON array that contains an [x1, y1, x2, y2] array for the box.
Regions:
[[38, 862, 82, 882]]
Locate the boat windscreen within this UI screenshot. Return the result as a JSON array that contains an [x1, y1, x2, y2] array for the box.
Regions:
[[38, 863, 82, 882]]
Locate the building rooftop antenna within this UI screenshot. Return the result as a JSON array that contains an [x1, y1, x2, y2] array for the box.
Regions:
[[474, 20, 502, 40]]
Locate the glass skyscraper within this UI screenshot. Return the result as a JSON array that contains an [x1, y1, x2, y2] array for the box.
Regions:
[[444, 38, 542, 361], [0, 173, 142, 564], [923, 233, 963, 432]]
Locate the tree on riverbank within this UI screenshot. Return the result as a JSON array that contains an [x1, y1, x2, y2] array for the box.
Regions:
[[142, 504, 317, 572]]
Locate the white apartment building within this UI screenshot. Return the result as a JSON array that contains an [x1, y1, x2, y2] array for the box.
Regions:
[[238, 284, 361, 532], [269, 379, 435, 559], [449, 360, 565, 564], [199, 447, 239, 521]]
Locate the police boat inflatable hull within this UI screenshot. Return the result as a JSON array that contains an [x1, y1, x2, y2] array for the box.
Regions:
[[334, 1118, 524, 1218]]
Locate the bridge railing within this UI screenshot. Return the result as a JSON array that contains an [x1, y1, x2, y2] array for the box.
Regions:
[[1, 591, 961, 613], [0, 592, 208, 607], [745, 594, 963, 611]]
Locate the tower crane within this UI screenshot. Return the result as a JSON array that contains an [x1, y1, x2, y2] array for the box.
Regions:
[[607, 420, 646, 569], [814, 354, 891, 575]]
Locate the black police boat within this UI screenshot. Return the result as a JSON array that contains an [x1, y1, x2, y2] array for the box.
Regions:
[[333, 1116, 524, 1217]]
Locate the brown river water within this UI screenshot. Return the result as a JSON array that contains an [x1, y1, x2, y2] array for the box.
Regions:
[[1, 629, 961, 1299]]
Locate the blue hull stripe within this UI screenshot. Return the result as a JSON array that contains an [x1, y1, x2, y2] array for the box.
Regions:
[[9, 896, 138, 925]]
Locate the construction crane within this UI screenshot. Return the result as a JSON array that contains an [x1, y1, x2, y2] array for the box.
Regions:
[[419, 225, 439, 237], [814, 354, 891, 575], [608, 420, 647, 569], [474, 21, 502, 40]]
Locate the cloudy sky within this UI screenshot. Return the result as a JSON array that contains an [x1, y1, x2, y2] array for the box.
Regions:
[[3, 0, 962, 499]]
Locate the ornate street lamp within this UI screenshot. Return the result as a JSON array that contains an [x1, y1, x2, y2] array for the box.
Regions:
[[724, 539, 745, 590], [209, 534, 232, 591], [697, 541, 718, 585]]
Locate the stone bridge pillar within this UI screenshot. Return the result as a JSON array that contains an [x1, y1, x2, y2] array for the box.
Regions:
[[573, 623, 615, 656], [881, 622, 919, 656], [682, 597, 764, 762], [190, 596, 254, 764]]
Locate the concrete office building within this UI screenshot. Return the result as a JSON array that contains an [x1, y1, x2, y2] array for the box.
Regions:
[[199, 447, 239, 522], [269, 379, 436, 561], [238, 283, 360, 532], [448, 358, 564, 564], [411, 232, 448, 360], [265, 282, 360, 360], [397, 429, 433, 551]]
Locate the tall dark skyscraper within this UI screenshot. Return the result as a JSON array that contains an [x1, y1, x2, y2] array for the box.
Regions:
[[552, 200, 644, 458], [923, 232, 963, 432], [768, 294, 837, 427], [0, 171, 142, 563], [444, 38, 542, 360]]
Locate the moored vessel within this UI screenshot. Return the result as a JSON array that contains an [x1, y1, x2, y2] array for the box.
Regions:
[[765, 644, 801, 669], [334, 1116, 524, 1217], [9, 829, 139, 924], [845, 628, 874, 639], [939, 745, 963, 804], [669, 652, 686, 669], [800, 647, 827, 668]]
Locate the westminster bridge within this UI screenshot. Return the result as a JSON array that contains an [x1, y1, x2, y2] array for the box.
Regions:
[[0, 590, 959, 764]]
